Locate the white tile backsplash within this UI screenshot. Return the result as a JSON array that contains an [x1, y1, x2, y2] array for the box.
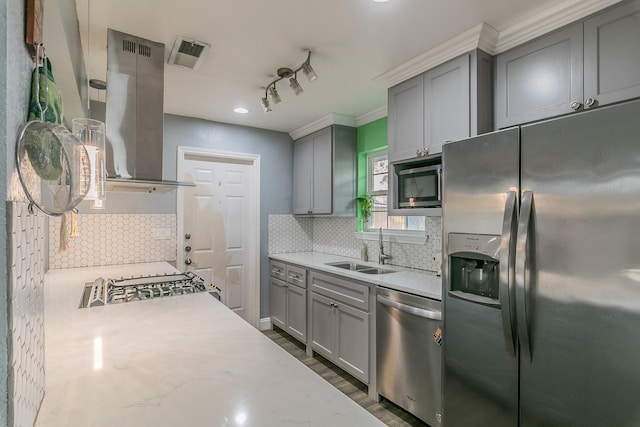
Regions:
[[268, 215, 313, 253], [48, 214, 177, 269], [269, 215, 442, 272], [7, 202, 46, 427]]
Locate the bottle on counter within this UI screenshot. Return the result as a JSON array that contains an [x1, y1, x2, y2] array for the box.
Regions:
[[361, 244, 368, 262]]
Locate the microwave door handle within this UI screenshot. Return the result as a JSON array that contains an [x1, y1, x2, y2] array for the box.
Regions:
[[499, 191, 518, 357], [516, 191, 534, 363], [437, 168, 442, 202]]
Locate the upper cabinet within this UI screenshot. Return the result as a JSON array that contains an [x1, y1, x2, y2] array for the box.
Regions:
[[495, 0, 640, 129], [388, 50, 493, 164], [293, 125, 357, 216]]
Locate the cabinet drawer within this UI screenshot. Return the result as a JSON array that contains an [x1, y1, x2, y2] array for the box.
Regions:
[[270, 261, 286, 280], [310, 271, 370, 311], [286, 265, 307, 288]]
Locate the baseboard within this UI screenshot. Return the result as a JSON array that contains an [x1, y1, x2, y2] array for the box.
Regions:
[[258, 317, 272, 331]]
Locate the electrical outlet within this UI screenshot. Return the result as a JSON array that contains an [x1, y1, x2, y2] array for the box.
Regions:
[[152, 228, 171, 240]]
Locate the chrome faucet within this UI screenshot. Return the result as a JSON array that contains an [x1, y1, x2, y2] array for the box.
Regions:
[[378, 228, 392, 265]]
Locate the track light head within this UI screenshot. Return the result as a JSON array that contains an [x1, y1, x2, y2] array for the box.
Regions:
[[302, 61, 317, 82], [261, 97, 271, 114], [260, 51, 316, 112], [290, 76, 304, 95], [268, 85, 281, 104]]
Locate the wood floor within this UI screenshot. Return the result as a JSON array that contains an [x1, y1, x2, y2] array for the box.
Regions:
[[263, 327, 430, 427]]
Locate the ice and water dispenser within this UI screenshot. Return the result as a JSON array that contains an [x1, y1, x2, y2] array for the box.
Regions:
[[448, 233, 501, 306]]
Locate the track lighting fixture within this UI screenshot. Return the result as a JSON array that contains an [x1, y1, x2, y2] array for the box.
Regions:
[[261, 51, 317, 113]]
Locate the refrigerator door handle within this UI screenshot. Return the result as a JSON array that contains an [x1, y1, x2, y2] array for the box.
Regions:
[[516, 190, 534, 363], [499, 191, 518, 357]]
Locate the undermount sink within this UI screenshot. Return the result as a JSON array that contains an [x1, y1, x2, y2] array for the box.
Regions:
[[325, 261, 395, 275]]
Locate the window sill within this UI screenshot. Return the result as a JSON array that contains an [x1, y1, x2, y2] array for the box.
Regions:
[[354, 230, 428, 245]]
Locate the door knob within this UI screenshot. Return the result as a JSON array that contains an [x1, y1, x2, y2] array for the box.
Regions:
[[416, 149, 422, 156], [584, 97, 596, 108], [570, 101, 581, 111], [185, 233, 191, 240], [185, 245, 191, 252]]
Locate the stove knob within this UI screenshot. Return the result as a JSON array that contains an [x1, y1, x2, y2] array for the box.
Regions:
[[185, 233, 191, 240], [185, 245, 192, 252], [185, 258, 193, 265]]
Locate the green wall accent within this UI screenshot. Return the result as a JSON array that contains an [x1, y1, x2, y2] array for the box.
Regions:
[[356, 117, 387, 230]]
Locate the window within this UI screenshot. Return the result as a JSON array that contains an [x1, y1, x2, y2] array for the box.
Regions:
[[365, 150, 425, 232]]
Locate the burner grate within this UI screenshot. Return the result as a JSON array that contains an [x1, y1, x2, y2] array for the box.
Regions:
[[79, 271, 221, 308]]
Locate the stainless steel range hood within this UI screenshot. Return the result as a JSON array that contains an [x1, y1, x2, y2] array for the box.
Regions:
[[105, 29, 194, 193]]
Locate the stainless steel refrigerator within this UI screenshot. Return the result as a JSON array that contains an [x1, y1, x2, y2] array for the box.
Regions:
[[441, 98, 640, 427]]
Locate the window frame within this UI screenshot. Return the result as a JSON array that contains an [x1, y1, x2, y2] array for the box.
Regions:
[[361, 149, 426, 236]]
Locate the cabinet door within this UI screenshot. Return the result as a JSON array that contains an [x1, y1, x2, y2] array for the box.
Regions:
[[292, 137, 313, 215], [310, 292, 336, 359], [270, 278, 287, 330], [424, 54, 470, 155], [311, 128, 333, 214], [495, 23, 583, 128], [286, 284, 307, 343], [388, 75, 425, 163], [335, 303, 369, 383], [584, 0, 640, 108]]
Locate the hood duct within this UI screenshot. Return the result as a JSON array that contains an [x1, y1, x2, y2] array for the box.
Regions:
[[105, 29, 194, 192]]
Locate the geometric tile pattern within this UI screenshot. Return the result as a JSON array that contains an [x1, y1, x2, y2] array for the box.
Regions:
[[269, 214, 443, 273], [312, 217, 361, 259], [7, 201, 46, 427], [48, 214, 177, 269], [268, 215, 313, 254]]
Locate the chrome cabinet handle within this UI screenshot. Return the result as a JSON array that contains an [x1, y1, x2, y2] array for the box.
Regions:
[[570, 101, 581, 111], [377, 295, 442, 320], [423, 147, 429, 155], [499, 191, 518, 357], [516, 190, 534, 363], [584, 97, 596, 108], [416, 149, 422, 156], [185, 258, 192, 265], [185, 233, 191, 240]]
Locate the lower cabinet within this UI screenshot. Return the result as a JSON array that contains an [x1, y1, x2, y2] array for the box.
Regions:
[[309, 272, 371, 383], [269, 261, 307, 344]]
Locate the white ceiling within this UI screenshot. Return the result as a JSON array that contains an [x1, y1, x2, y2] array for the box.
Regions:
[[72, 0, 581, 134]]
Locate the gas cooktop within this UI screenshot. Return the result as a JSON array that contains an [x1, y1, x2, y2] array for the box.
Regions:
[[79, 271, 221, 308]]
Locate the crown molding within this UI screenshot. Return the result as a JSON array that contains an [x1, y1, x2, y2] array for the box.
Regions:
[[289, 113, 357, 140], [375, 22, 499, 88], [292, 0, 622, 138], [495, 0, 624, 53], [356, 106, 387, 127]]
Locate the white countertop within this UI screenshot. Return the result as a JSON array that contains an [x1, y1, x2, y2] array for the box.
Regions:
[[269, 252, 442, 301], [36, 262, 384, 427]]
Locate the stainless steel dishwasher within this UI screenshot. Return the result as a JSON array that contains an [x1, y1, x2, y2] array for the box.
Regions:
[[376, 286, 442, 425]]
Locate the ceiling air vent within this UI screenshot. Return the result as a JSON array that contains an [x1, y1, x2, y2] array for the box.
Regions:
[[168, 36, 210, 70]]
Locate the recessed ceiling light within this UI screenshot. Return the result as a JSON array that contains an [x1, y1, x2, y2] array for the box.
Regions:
[[234, 107, 249, 114]]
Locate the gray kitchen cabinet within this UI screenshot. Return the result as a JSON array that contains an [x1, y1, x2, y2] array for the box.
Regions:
[[495, 23, 584, 128], [388, 75, 424, 162], [293, 125, 357, 216], [583, 0, 640, 108], [309, 271, 370, 383], [388, 50, 493, 163], [269, 260, 307, 344], [496, 0, 640, 128]]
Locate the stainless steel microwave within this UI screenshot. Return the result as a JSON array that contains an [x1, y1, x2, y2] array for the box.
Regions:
[[394, 162, 442, 208]]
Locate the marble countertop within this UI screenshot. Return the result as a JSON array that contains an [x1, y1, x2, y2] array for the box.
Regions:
[[36, 263, 384, 427], [269, 252, 442, 301]]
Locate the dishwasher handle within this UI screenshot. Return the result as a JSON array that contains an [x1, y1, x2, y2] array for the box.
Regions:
[[377, 295, 442, 321]]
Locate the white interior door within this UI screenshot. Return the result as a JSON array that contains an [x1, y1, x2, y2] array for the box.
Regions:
[[180, 151, 258, 325]]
